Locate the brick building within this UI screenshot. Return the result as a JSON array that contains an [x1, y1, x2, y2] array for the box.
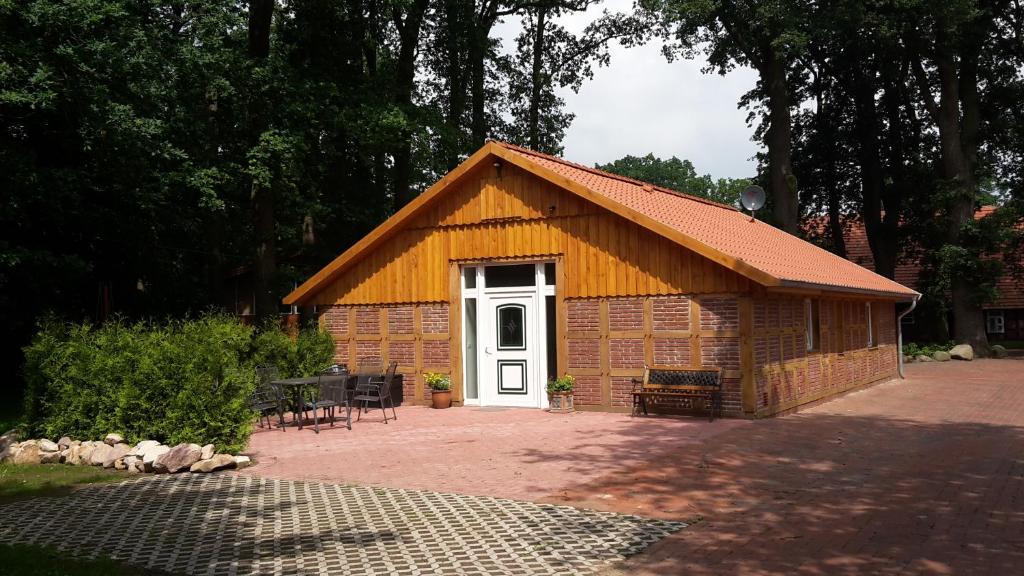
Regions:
[[818, 208, 1024, 342], [285, 142, 919, 417]]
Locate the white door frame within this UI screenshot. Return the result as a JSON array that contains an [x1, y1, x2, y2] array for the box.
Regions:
[[460, 262, 555, 408]]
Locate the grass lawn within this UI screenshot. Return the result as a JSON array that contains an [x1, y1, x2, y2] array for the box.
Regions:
[[0, 463, 123, 505], [0, 544, 171, 576]]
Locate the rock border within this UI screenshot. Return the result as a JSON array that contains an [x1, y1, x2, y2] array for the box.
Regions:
[[0, 432, 252, 474]]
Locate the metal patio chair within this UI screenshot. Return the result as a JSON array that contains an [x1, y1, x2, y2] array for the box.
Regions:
[[354, 362, 399, 424], [251, 365, 286, 431], [301, 365, 352, 433]]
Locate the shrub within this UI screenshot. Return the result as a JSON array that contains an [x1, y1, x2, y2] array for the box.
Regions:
[[902, 341, 955, 358], [21, 314, 334, 453]]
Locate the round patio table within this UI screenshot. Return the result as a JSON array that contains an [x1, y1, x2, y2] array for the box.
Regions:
[[271, 374, 352, 433]]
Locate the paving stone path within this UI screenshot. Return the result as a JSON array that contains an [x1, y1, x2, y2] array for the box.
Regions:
[[0, 474, 684, 575]]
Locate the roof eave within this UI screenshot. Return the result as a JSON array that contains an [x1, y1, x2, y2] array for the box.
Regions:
[[773, 279, 921, 301]]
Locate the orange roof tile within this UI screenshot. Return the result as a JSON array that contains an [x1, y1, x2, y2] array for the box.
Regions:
[[495, 142, 918, 298]]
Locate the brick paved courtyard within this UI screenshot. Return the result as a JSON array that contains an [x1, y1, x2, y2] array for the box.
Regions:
[[580, 358, 1024, 575]]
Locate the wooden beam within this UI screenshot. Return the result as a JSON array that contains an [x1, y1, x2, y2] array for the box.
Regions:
[[739, 296, 756, 416]]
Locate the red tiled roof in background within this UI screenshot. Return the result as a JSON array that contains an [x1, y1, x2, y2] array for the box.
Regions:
[[496, 142, 918, 298], [807, 207, 1023, 309]]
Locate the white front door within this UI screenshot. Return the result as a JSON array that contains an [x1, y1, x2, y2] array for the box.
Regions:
[[481, 292, 541, 408]]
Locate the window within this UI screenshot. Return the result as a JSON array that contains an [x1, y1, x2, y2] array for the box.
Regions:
[[463, 267, 477, 289], [544, 262, 556, 286], [866, 303, 874, 347], [805, 299, 821, 352], [496, 304, 526, 349], [545, 295, 556, 381], [463, 298, 478, 400], [485, 264, 535, 288], [987, 311, 1005, 334]]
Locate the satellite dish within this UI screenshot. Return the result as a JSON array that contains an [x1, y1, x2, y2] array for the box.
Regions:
[[740, 185, 766, 219]]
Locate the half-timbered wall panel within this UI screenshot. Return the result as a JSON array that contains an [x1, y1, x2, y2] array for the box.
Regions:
[[311, 163, 752, 306]]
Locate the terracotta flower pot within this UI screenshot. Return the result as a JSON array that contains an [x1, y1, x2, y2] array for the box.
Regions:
[[431, 389, 452, 409]]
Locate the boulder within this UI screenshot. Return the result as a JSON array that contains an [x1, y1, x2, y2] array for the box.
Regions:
[[142, 444, 169, 465], [153, 443, 202, 474], [189, 454, 237, 473], [949, 344, 974, 361], [233, 455, 253, 469], [123, 455, 140, 472], [128, 440, 161, 457], [89, 443, 114, 466], [77, 442, 97, 465], [932, 351, 951, 362], [200, 444, 215, 461], [0, 432, 19, 462], [102, 444, 130, 468], [13, 442, 42, 465], [38, 439, 59, 453], [104, 433, 124, 446], [40, 450, 62, 464], [57, 436, 74, 451], [916, 354, 934, 363], [992, 344, 1008, 359]]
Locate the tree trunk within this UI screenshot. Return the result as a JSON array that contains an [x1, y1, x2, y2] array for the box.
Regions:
[[761, 50, 798, 234], [528, 6, 547, 150], [469, 25, 489, 148], [933, 25, 988, 353], [443, 0, 469, 169], [850, 59, 898, 279], [249, 0, 276, 322], [391, 0, 429, 210]]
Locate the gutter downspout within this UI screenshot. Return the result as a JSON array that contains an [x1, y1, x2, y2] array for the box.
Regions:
[[897, 296, 920, 379]]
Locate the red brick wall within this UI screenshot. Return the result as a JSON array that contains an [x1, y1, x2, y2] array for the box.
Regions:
[[317, 303, 451, 405], [753, 297, 898, 415], [564, 294, 745, 415]]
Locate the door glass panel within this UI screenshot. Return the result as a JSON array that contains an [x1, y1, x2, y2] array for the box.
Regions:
[[485, 264, 536, 288], [496, 304, 526, 350], [464, 298, 478, 399], [545, 295, 556, 381], [463, 267, 477, 289]]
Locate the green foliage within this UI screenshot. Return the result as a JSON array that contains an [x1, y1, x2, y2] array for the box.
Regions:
[[423, 372, 451, 391], [902, 341, 956, 358], [20, 315, 333, 452], [546, 374, 575, 394], [596, 154, 749, 205]]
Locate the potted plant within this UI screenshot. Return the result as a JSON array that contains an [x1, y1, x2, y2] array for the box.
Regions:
[[546, 374, 575, 413], [424, 372, 452, 409]]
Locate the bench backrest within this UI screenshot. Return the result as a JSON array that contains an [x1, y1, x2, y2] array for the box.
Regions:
[[642, 366, 722, 391]]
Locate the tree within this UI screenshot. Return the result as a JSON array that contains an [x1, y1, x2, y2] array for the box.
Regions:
[[597, 154, 749, 205], [642, 0, 809, 233]]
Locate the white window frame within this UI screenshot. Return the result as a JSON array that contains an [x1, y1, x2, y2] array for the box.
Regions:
[[987, 311, 1005, 334]]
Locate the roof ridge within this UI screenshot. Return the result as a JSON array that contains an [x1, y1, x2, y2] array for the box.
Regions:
[[491, 140, 740, 212]]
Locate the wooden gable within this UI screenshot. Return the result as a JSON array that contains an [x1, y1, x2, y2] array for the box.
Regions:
[[309, 161, 754, 306]]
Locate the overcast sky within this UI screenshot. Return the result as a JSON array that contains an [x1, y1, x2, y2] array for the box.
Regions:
[[495, 0, 761, 180]]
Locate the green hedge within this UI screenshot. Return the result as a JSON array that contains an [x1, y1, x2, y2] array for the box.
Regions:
[[21, 315, 333, 453]]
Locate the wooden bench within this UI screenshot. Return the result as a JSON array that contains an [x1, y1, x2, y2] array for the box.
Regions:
[[631, 366, 723, 421]]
